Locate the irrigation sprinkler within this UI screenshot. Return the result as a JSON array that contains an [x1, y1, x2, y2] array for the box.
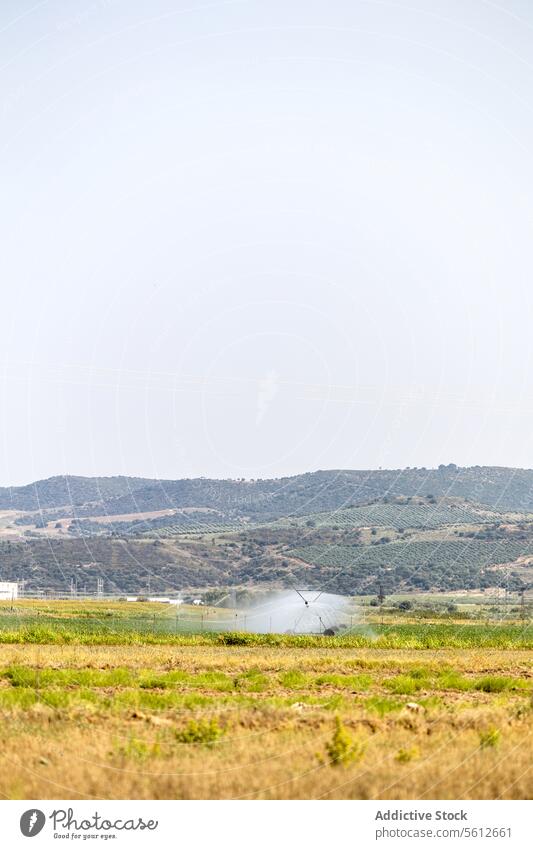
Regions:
[[294, 589, 309, 607], [289, 587, 346, 634]]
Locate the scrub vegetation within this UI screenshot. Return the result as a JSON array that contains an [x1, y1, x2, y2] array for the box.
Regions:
[[0, 601, 530, 800]]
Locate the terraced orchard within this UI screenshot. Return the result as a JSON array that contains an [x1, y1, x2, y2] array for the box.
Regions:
[[284, 500, 500, 530], [290, 536, 533, 594], [0, 637, 530, 799]]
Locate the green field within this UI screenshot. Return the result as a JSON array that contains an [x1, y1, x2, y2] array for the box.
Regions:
[[0, 600, 530, 648], [0, 599, 529, 799]]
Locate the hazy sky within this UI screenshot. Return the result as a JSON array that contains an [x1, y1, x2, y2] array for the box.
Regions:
[[2, 0, 533, 485]]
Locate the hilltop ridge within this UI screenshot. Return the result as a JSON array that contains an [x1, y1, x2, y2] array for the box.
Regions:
[[2, 465, 533, 517]]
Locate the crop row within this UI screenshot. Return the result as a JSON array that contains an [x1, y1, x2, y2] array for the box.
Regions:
[[290, 537, 532, 570], [0, 623, 530, 648]]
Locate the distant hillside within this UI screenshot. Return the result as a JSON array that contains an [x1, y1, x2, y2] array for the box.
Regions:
[[0, 476, 158, 512], [2, 467, 533, 596], [2, 497, 532, 595], [3, 465, 533, 517]]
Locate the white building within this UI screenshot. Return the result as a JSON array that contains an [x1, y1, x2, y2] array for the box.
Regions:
[[125, 596, 183, 605], [0, 582, 18, 600], [147, 597, 184, 605]]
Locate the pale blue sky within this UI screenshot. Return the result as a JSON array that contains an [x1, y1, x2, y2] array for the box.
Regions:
[[2, 0, 533, 484]]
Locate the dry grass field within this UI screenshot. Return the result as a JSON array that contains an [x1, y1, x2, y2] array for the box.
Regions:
[[0, 638, 530, 800]]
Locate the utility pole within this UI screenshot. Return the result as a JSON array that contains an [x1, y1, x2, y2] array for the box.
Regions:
[[519, 587, 526, 622], [504, 577, 508, 622], [378, 579, 386, 626]]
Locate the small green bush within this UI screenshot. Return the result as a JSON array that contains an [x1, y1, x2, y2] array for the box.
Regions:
[[325, 716, 366, 766], [395, 746, 419, 763], [437, 670, 471, 691], [384, 675, 422, 695], [474, 676, 513, 693], [217, 632, 254, 646], [278, 670, 308, 689], [363, 696, 403, 716], [175, 718, 224, 747], [479, 728, 500, 749], [116, 736, 161, 759]]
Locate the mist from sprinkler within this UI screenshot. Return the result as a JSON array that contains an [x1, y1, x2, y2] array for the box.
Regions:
[[225, 590, 354, 635]]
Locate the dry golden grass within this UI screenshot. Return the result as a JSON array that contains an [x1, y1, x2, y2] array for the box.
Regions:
[[0, 644, 530, 800]]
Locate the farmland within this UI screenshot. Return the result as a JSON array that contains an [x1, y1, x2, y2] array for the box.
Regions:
[[3, 497, 533, 596], [2, 467, 533, 598], [0, 600, 530, 799], [279, 500, 502, 531], [0, 470, 531, 800], [290, 536, 533, 592]]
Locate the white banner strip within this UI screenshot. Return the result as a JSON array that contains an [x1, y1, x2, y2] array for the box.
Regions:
[[2, 799, 530, 848]]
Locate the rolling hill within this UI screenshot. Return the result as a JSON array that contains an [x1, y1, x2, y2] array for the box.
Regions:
[[3, 464, 533, 518], [1, 466, 533, 595]]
